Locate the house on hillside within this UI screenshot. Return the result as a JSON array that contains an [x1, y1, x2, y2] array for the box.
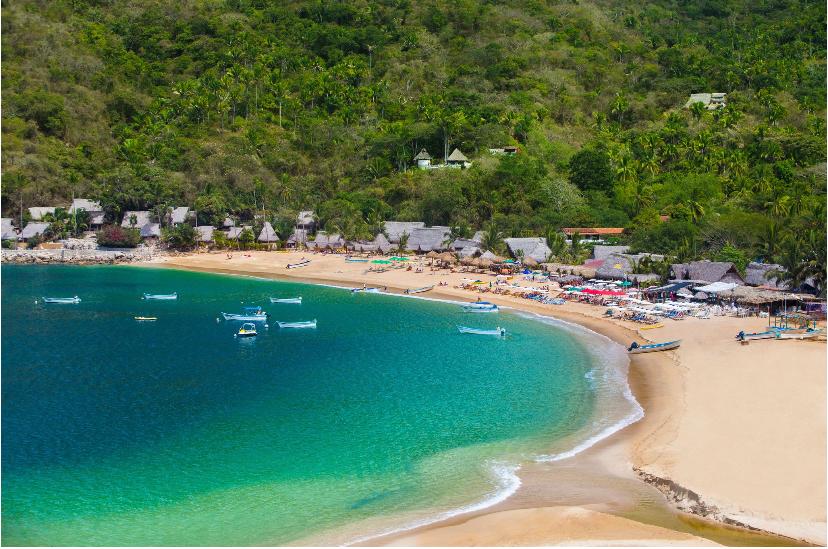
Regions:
[[121, 211, 160, 239], [562, 227, 625, 242], [383, 221, 426, 243], [670, 260, 744, 285], [29, 207, 56, 221], [684, 92, 727, 110], [504, 237, 552, 263], [297, 210, 317, 233], [414, 149, 432, 169], [69, 199, 105, 229], [489, 146, 519, 156], [406, 227, 451, 253], [446, 148, 471, 169], [170, 207, 191, 225]]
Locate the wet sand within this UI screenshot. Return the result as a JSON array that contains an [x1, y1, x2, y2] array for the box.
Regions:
[[147, 251, 826, 546]]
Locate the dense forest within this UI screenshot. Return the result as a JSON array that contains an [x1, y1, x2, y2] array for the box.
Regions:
[[2, 0, 826, 282]]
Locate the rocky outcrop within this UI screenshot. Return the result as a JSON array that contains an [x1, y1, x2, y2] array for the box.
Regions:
[[1, 248, 155, 264]]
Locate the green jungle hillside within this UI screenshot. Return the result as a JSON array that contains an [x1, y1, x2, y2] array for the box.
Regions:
[[2, 0, 826, 283]]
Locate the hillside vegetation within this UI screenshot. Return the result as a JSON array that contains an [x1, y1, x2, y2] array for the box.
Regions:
[[2, 0, 825, 280]]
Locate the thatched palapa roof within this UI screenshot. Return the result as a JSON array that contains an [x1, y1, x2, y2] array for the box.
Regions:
[[670, 261, 745, 284], [504, 237, 552, 263], [258, 222, 279, 243]]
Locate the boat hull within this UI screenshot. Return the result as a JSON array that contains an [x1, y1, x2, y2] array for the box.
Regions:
[[42, 297, 80, 304], [143, 293, 177, 300], [629, 340, 681, 354], [458, 326, 505, 336], [221, 313, 269, 322], [287, 261, 311, 269], [270, 297, 302, 304], [405, 285, 434, 294], [277, 320, 317, 329]]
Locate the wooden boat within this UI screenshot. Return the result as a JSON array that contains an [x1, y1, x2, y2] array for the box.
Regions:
[[134, 316, 157, 321], [458, 326, 506, 337], [628, 340, 681, 354], [345, 258, 369, 263], [235, 322, 258, 338], [287, 259, 311, 269], [404, 285, 434, 294], [143, 293, 177, 300], [277, 319, 317, 329], [270, 297, 302, 304], [42, 296, 81, 304]]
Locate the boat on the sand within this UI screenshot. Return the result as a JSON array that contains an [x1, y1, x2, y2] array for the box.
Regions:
[[404, 285, 434, 294], [287, 259, 311, 269], [628, 340, 681, 354]]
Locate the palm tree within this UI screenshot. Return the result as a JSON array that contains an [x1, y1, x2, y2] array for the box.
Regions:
[[757, 221, 782, 262], [689, 101, 706, 124], [396, 232, 410, 255], [545, 229, 567, 261], [480, 222, 504, 255]]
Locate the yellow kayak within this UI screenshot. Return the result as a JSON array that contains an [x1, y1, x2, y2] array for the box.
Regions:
[[135, 316, 158, 321]]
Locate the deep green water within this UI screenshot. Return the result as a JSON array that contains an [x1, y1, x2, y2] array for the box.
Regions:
[[1, 265, 637, 546]]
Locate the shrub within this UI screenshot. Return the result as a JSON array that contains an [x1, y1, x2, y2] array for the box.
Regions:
[[162, 224, 197, 250], [96, 225, 141, 248]]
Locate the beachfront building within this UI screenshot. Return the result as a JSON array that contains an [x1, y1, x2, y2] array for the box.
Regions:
[[69, 199, 105, 229], [504, 237, 553, 263], [170, 207, 191, 226], [28, 207, 56, 221], [20, 222, 50, 243], [226, 225, 252, 240], [348, 233, 392, 254], [684, 92, 727, 110], [450, 231, 483, 252], [562, 227, 625, 243], [307, 232, 345, 251], [297, 211, 317, 233], [745, 261, 819, 295], [405, 227, 451, 253], [591, 245, 630, 260], [414, 148, 432, 169], [595, 253, 662, 284], [383, 221, 426, 244], [2, 218, 18, 242], [121, 211, 160, 240], [670, 260, 745, 285], [258, 222, 279, 248], [446, 148, 472, 169], [195, 226, 215, 244]]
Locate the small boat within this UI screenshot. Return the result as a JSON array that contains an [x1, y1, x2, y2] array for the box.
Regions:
[[134, 316, 157, 321], [270, 297, 302, 304], [345, 258, 369, 263], [42, 296, 81, 304], [143, 293, 177, 300], [462, 301, 498, 313], [775, 329, 821, 340], [276, 319, 317, 329], [458, 326, 506, 337], [404, 285, 434, 295], [351, 287, 381, 293], [287, 259, 311, 269], [235, 323, 258, 338], [735, 329, 778, 341], [628, 340, 681, 354], [221, 312, 269, 322]]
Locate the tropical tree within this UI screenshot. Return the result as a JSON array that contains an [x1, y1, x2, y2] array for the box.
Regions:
[[480, 222, 504, 255]]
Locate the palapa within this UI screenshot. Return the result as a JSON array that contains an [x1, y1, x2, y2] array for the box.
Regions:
[[523, 257, 539, 267], [426, 250, 440, 259], [438, 252, 458, 263]]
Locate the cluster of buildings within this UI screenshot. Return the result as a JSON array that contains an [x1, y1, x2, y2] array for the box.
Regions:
[[2, 199, 107, 244]]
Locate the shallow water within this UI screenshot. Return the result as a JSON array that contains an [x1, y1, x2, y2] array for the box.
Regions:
[[1, 265, 637, 545]]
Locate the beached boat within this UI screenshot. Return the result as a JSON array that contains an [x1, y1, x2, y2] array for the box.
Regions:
[[235, 323, 258, 338], [277, 319, 317, 329], [134, 316, 157, 321], [287, 259, 311, 269], [42, 296, 81, 304], [628, 340, 681, 354], [736, 329, 778, 341], [775, 329, 821, 340], [270, 297, 302, 304], [345, 258, 369, 263], [352, 287, 381, 293], [458, 326, 506, 337], [404, 285, 434, 295], [143, 293, 177, 300]]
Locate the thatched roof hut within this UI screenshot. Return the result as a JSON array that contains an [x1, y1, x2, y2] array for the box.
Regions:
[[258, 222, 279, 243], [426, 250, 440, 259], [438, 251, 458, 263]]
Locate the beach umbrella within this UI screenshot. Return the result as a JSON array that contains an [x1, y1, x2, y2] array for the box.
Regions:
[[372, 259, 391, 264], [523, 257, 539, 268], [502, 258, 516, 264], [438, 252, 458, 263], [618, 280, 632, 287], [460, 256, 476, 266], [426, 251, 440, 259]]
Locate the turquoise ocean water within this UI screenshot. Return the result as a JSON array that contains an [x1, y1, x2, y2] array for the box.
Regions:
[[1, 265, 639, 545]]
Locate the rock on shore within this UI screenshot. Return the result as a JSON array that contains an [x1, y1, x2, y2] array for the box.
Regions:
[[1, 248, 155, 265]]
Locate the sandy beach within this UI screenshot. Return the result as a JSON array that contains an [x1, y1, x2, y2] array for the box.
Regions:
[[150, 250, 826, 546]]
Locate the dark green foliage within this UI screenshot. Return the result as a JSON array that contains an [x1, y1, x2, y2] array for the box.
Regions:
[[162, 224, 198, 250], [96, 225, 141, 248], [568, 149, 614, 193]]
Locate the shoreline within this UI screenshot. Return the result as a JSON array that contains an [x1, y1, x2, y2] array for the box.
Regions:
[[18, 253, 824, 545]]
